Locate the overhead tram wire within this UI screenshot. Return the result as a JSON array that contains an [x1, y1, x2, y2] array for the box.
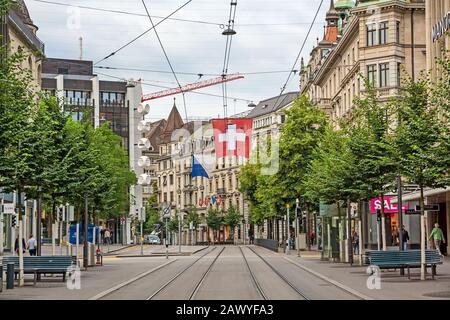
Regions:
[[221, 0, 238, 119], [95, 66, 293, 77], [94, 0, 194, 66], [272, 0, 325, 109], [31, 1, 323, 27], [95, 71, 251, 103], [31, 0, 220, 27], [141, 0, 189, 122]]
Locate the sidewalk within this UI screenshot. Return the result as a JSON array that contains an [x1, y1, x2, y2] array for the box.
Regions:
[[282, 249, 450, 300], [1, 243, 135, 258]]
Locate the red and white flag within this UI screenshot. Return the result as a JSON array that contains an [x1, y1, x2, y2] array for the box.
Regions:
[[212, 118, 253, 159]]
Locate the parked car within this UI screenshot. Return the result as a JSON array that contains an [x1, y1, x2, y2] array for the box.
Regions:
[[144, 234, 161, 245]]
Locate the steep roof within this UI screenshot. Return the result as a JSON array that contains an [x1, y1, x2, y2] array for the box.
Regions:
[[12, 0, 34, 25], [161, 102, 184, 143], [247, 92, 299, 118]]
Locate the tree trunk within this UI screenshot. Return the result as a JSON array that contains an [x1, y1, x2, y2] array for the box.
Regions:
[[380, 194, 387, 251]]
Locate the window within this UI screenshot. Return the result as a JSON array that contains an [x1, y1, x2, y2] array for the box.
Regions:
[[379, 63, 389, 88], [367, 64, 377, 85], [396, 21, 401, 43], [163, 193, 167, 203], [379, 22, 388, 45], [57, 67, 68, 75], [169, 174, 174, 185], [280, 115, 286, 123], [170, 192, 174, 202], [367, 24, 376, 46], [397, 62, 402, 86]]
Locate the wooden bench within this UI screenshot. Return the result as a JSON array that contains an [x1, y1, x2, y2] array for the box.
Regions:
[[368, 250, 443, 280], [1, 256, 76, 285]]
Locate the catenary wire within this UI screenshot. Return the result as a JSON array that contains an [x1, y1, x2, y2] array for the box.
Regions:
[[141, 0, 189, 121], [93, 0, 194, 66], [30, 0, 220, 27], [272, 0, 324, 109]]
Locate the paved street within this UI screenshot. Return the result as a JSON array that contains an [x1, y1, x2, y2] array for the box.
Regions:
[[2, 245, 448, 300]]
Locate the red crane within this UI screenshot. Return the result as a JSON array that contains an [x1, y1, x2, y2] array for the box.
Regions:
[[141, 73, 244, 102]]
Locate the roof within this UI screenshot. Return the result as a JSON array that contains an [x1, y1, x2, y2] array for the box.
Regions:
[[247, 92, 299, 118], [161, 104, 184, 143], [12, 0, 33, 26], [146, 119, 167, 153]]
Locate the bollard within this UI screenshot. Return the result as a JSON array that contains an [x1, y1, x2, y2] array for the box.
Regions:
[[6, 263, 14, 290], [0, 265, 3, 292]]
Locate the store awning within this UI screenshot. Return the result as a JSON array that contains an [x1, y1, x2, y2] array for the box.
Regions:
[[391, 188, 449, 203]]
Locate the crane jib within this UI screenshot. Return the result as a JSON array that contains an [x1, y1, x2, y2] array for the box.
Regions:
[[140, 74, 244, 102]]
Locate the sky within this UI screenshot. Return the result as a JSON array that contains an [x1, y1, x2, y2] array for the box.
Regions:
[[25, 0, 329, 122]]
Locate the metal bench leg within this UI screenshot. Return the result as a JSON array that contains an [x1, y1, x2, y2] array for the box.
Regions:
[[432, 265, 436, 280], [62, 273, 66, 283], [33, 273, 37, 286], [407, 266, 410, 280]]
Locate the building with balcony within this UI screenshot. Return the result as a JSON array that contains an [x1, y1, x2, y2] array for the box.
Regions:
[[300, 0, 426, 126], [299, 0, 427, 258], [41, 57, 145, 245]]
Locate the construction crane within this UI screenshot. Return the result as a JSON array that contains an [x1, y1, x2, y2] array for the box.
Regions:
[[141, 73, 244, 102]]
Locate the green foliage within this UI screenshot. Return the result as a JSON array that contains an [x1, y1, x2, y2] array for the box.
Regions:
[[393, 74, 450, 190], [144, 183, 162, 233], [223, 205, 240, 230], [206, 207, 221, 231], [0, 36, 136, 223], [344, 80, 397, 199], [185, 206, 201, 229]]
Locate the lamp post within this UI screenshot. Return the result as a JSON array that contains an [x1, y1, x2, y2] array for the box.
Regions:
[[296, 198, 300, 257], [178, 207, 182, 254], [286, 204, 290, 255]]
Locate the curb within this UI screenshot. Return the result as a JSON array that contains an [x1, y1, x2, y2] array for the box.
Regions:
[[282, 256, 374, 300]]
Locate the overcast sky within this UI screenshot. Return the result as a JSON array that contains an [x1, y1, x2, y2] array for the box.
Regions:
[[25, 0, 328, 122]]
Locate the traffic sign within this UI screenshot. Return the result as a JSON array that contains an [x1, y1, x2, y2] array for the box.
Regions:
[[1, 203, 14, 214], [406, 209, 421, 215], [415, 204, 440, 212], [139, 207, 146, 222]]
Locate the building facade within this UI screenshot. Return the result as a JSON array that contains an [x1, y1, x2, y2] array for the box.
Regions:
[[153, 105, 251, 245], [41, 58, 145, 245], [300, 0, 427, 258], [247, 92, 299, 243]]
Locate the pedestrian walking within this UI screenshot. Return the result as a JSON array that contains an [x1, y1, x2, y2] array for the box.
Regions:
[[401, 226, 409, 251], [310, 231, 316, 246], [352, 229, 359, 255], [14, 237, 26, 255], [27, 234, 37, 256], [429, 223, 446, 256]]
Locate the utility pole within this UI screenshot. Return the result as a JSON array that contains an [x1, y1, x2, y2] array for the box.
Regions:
[[398, 176, 404, 251], [286, 204, 290, 255], [83, 194, 88, 269], [347, 199, 353, 265], [296, 198, 300, 257], [37, 191, 42, 256], [178, 210, 181, 254]]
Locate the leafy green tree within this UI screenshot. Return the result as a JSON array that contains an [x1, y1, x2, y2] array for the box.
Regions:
[[206, 207, 221, 244], [144, 184, 162, 233], [223, 205, 241, 241], [393, 74, 450, 279]]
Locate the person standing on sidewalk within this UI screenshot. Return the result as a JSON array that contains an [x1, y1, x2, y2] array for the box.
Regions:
[[429, 223, 446, 256], [27, 235, 37, 256], [401, 226, 410, 251], [104, 229, 111, 245]]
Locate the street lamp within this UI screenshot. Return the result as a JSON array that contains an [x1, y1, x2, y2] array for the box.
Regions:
[[286, 204, 290, 255], [296, 198, 301, 257]]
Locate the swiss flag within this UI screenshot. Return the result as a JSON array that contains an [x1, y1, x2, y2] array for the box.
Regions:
[[212, 118, 253, 159]]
